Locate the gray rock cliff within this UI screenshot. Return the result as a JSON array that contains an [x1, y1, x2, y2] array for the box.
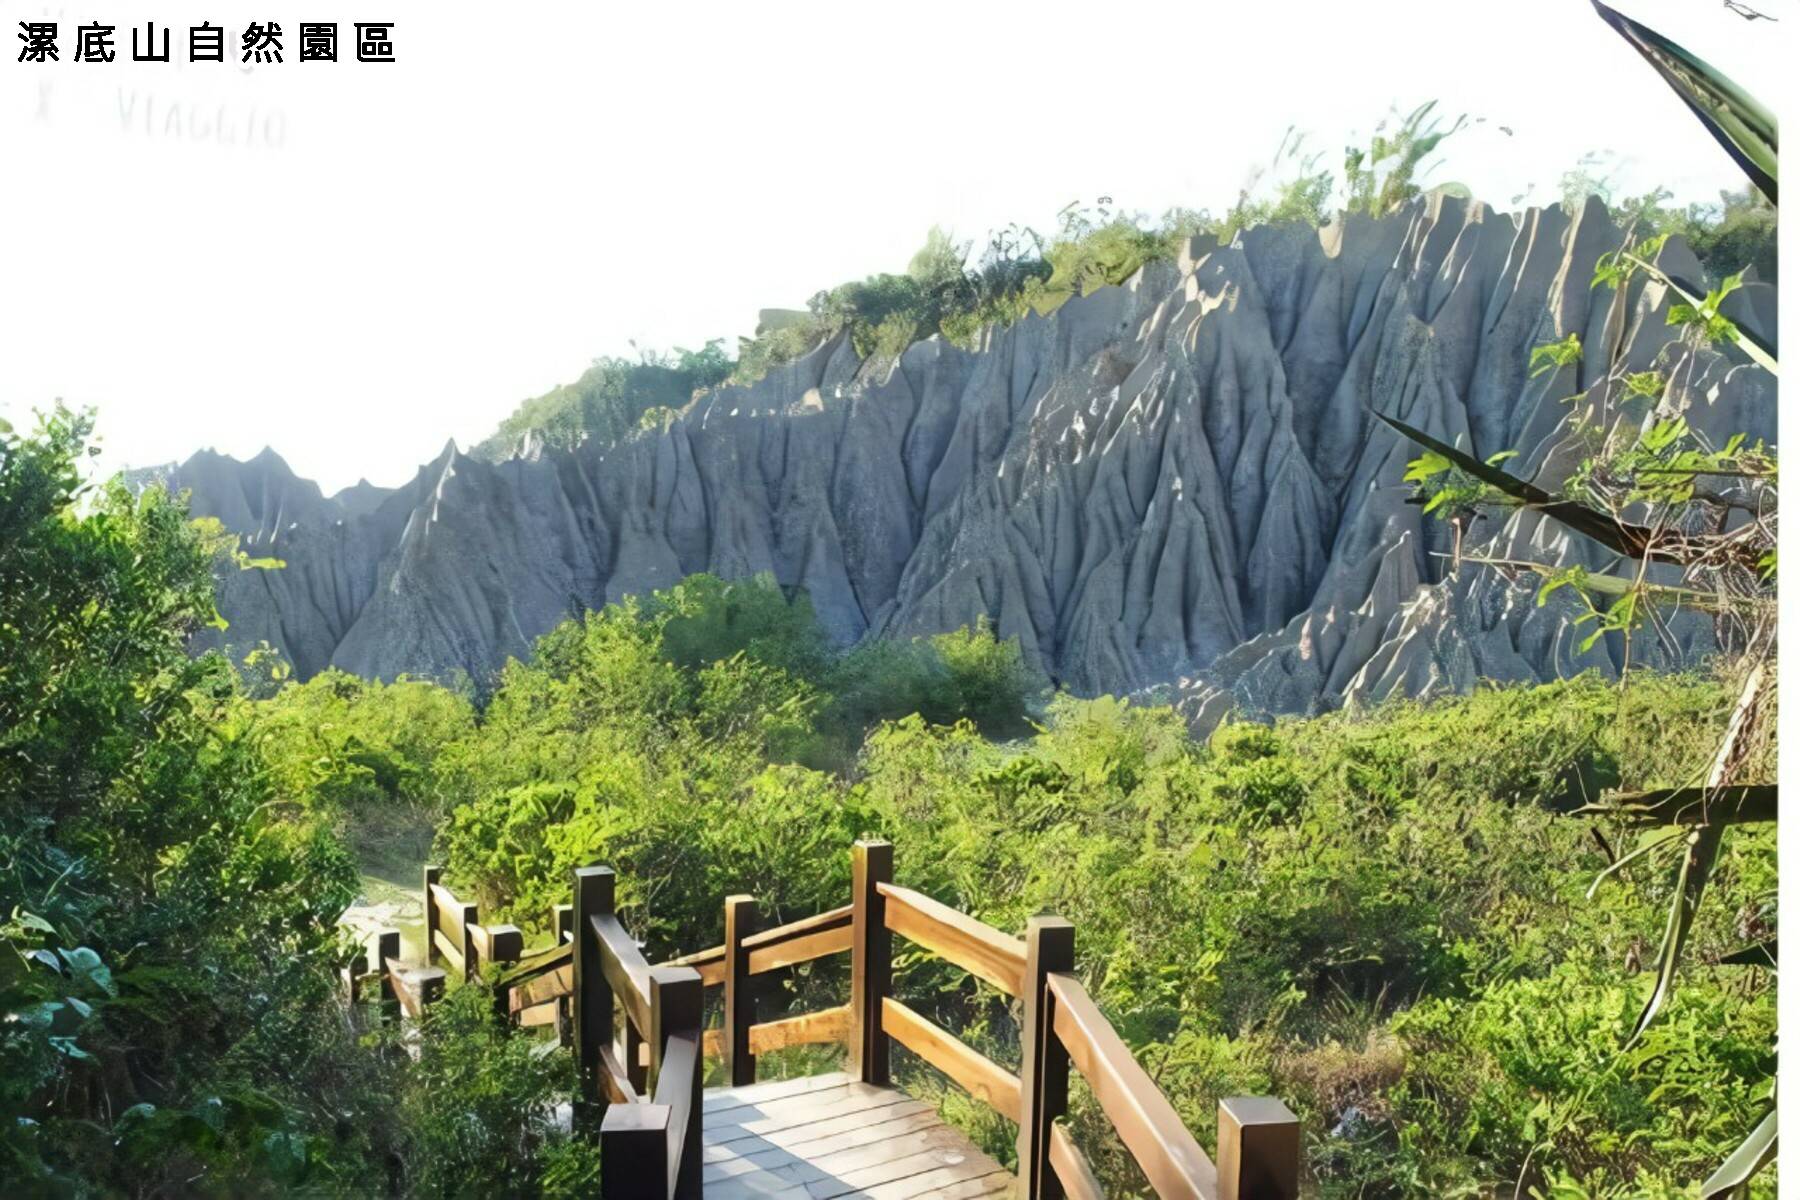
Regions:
[[144, 196, 1776, 724]]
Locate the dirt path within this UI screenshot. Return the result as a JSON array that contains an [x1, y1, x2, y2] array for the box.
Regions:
[[339, 812, 435, 962]]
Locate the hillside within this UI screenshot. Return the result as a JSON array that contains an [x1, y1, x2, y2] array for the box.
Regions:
[[142, 195, 1776, 722]]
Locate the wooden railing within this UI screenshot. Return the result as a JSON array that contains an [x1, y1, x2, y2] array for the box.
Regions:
[[341, 927, 445, 1028], [556, 839, 1298, 1200], [340, 843, 1299, 1196], [423, 866, 524, 983], [571, 866, 705, 1200], [661, 896, 855, 1085], [497, 904, 576, 1037]]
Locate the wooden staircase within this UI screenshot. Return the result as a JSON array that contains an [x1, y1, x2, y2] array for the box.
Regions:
[[348, 841, 1301, 1199]]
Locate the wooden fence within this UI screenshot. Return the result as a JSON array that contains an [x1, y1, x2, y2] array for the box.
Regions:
[[364, 845, 1301, 1198], [532, 839, 1299, 1200], [423, 866, 525, 983], [341, 927, 445, 1026]]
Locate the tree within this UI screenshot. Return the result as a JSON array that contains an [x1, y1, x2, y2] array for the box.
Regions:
[[0, 407, 362, 1192], [1389, 6, 1778, 1189]]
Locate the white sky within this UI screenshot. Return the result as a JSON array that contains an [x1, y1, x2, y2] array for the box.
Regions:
[[0, 0, 1788, 494]]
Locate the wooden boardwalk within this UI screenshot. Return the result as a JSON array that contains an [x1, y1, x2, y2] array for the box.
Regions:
[[701, 1073, 1010, 1199], [392, 840, 1304, 1198]]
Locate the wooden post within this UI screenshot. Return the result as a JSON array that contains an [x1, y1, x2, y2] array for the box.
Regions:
[[482, 925, 524, 1021], [554, 902, 576, 1046], [572, 865, 616, 1113], [1217, 1096, 1300, 1200], [481, 924, 524, 973], [1018, 915, 1075, 1199], [423, 865, 442, 968], [722, 894, 758, 1087], [456, 899, 479, 984], [376, 929, 401, 1028], [600, 1104, 669, 1200], [651, 967, 704, 1199], [624, 1020, 649, 1096], [848, 839, 893, 1086]]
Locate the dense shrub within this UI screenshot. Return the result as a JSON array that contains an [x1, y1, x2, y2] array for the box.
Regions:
[[1, 408, 369, 1192], [472, 341, 732, 461], [412, 566, 1772, 1196], [4, 402, 1772, 1196]]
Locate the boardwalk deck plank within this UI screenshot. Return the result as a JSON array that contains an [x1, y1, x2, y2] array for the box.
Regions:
[[699, 1078, 1008, 1199]]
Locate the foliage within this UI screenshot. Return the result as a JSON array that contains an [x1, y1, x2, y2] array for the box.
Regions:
[[1392, 6, 1779, 1191], [0, 407, 369, 1193], [1340, 101, 1469, 217], [1569, 176, 1778, 284], [253, 669, 477, 816], [430, 574, 1040, 937], [3, 404, 1770, 1193], [473, 341, 733, 461], [390, 985, 596, 1197], [417, 577, 1770, 1195]]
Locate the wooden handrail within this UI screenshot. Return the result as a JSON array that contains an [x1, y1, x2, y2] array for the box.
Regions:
[[507, 960, 573, 1012], [573, 865, 704, 1199], [878, 882, 1027, 997], [1049, 1123, 1105, 1200], [496, 938, 571, 989], [749, 921, 851, 974], [881, 997, 1021, 1121], [384, 955, 446, 1021], [742, 902, 853, 950], [591, 913, 654, 1037], [597, 1042, 638, 1106], [651, 1027, 701, 1194], [423, 868, 523, 983], [747, 1005, 849, 1056], [564, 845, 1295, 1200], [1048, 971, 1217, 1199], [658, 902, 854, 983]]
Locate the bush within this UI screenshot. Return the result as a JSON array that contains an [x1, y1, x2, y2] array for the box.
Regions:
[[0, 407, 367, 1192], [393, 986, 596, 1197]]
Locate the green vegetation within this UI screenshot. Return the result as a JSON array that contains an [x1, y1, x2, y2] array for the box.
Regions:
[[472, 341, 732, 461], [1389, 7, 1778, 1191], [0, 407, 1777, 1194], [0, 409, 591, 1195], [730, 106, 1473, 379], [425, 591, 1772, 1196], [474, 101, 1771, 466], [1559, 174, 1777, 284]]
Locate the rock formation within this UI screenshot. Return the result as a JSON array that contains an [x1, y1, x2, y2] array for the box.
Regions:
[[137, 195, 1777, 726]]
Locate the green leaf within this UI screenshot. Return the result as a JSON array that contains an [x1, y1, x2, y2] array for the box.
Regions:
[[1592, 0, 1777, 204], [1579, 784, 1776, 827], [1699, 1106, 1777, 1198], [1628, 253, 1777, 375], [1402, 450, 1452, 484], [1716, 939, 1776, 968], [57, 946, 116, 997], [1630, 823, 1721, 1046], [1528, 333, 1583, 378], [1535, 565, 1587, 607]]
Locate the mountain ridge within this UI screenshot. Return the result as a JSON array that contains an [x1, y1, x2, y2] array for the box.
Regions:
[[141, 194, 1776, 725]]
